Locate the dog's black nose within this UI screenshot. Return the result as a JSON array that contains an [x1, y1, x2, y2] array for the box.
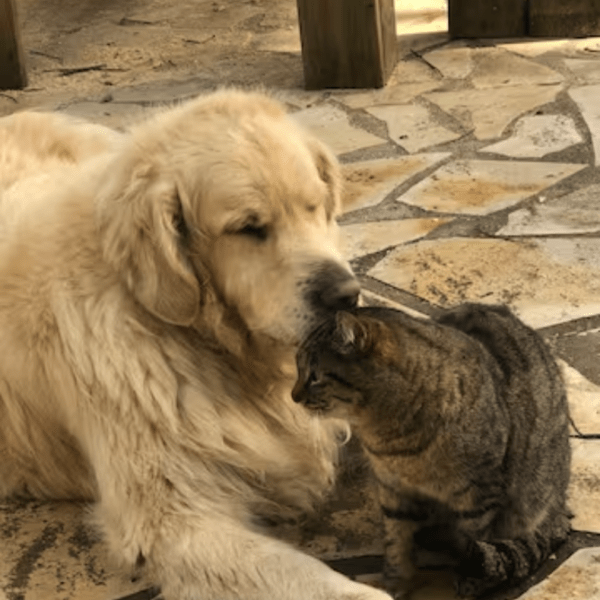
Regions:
[[319, 276, 360, 310], [308, 262, 360, 311]]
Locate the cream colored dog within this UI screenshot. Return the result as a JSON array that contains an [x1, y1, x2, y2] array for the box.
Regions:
[[0, 91, 392, 600]]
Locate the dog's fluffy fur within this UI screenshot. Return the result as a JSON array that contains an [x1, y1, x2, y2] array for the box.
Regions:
[[0, 91, 392, 600]]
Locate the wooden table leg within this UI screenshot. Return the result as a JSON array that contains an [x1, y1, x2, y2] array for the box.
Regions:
[[0, 0, 27, 90], [296, 0, 398, 90]]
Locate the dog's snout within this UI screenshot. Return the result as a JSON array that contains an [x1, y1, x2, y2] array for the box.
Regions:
[[319, 277, 360, 310], [308, 263, 360, 311]]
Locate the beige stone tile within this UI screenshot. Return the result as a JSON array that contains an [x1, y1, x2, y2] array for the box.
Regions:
[[0, 501, 152, 600], [292, 105, 385, 155], [333, 82, 441, 109], [569, 85, 600, 166], [564, 58, 600, 83], [366, 104, 461, 152], [497, 38, 599, 57], [558, 360, 600, 436], [395, 0, 448, 36], [517, 548, 600, 599], [341, 154, 450, 213], [569, 440, 600, 534], [276, 89, 325, 110], [425, 85, 563, 140], [388, 59, 440, 84], [423, 47, 474, 80], [470, 48, 564, 89], [59, 101, 148, 130], [498, 184, 600, 236], [398, 159, 584, 216], [368, 237, 600, 328], [340, 218, 448, 260], [481, 114, 583, 158]]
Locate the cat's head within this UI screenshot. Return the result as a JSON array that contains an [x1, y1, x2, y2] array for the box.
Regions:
[[292, 310, 390, 420]]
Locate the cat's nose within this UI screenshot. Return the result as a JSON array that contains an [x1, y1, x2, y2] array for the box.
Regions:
[[308, 262, 360, 311]]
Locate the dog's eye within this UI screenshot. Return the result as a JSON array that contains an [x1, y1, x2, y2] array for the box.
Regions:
[[238, 224, 268, 241]]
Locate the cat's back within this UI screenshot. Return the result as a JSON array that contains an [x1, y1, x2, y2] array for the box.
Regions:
[[437, 303, 570, 516]]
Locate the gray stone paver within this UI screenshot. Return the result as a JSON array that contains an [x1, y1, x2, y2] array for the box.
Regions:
[[4, 6, 600, 600]]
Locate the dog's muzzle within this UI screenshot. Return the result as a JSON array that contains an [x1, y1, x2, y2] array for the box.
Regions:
[[306, 262, 360, 312]]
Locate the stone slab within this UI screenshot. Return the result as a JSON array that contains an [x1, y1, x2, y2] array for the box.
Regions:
[[559, 360, 600, 436], [109, 77, 214, 105], [423, 46, 474, 80], [569, 85, 600, 166], [293, 105, 386, 155], [0, 501, 152, 600], [425, 85, 563, 140], [334, 82, 441, 110], [564, 58, 600, 83], [368, 237, 600, 328], [481, 114, 583, 158], [341, 154, 450, 213], [398, 159, 584, 216], [498, 184, 600, 236], [366, 104, 461, 152], [470, 48, 564, 89], [340, 218, 448, 259], [551, 328, 600, 388], [569, 440, 600, 534], [58, 101, 148, 130], [360, 290, 430, 318], [517, 548, 600, 599]]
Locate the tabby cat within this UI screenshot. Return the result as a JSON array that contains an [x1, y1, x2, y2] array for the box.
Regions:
[[292, 304, 571, 598]]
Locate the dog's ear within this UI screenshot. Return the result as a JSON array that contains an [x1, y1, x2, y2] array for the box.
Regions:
[[98, 158, 200, 326], [306, 137, 342, 220]]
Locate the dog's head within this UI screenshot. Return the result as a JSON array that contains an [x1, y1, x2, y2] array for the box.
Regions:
[[97, 90, 359, 347]]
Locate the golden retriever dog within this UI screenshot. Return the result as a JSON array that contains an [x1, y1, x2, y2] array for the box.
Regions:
[[0, 91, 392, 600]]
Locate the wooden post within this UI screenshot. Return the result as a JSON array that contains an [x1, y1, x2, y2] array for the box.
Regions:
[[296, 0, 398, 90], [448, 0, 526, 38], [0, 0, 27, 90], [529, 0, 600, 37]]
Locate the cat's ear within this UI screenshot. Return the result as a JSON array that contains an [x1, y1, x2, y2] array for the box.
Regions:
[[334, 312, 371, 354]]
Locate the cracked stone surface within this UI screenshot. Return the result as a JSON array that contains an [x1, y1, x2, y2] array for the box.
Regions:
[[340, 218, 448, 259], [424, 85, 563, 139], [341, 154, 450, 213], [398, 159, 584, 215], [292, 105, 385, 155], [469, 48, 564, 89], [480, 114, 583, 158], [366, 104, 461, 152], [368, 237, 600, 328], [519, 549, 600, 599], [497, 184, 600, 235], [4, 2, 600, 599], [569, 84, 600, 166]]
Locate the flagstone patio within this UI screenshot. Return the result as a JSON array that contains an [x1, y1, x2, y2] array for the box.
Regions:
[[3, 1, 600, 599]]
